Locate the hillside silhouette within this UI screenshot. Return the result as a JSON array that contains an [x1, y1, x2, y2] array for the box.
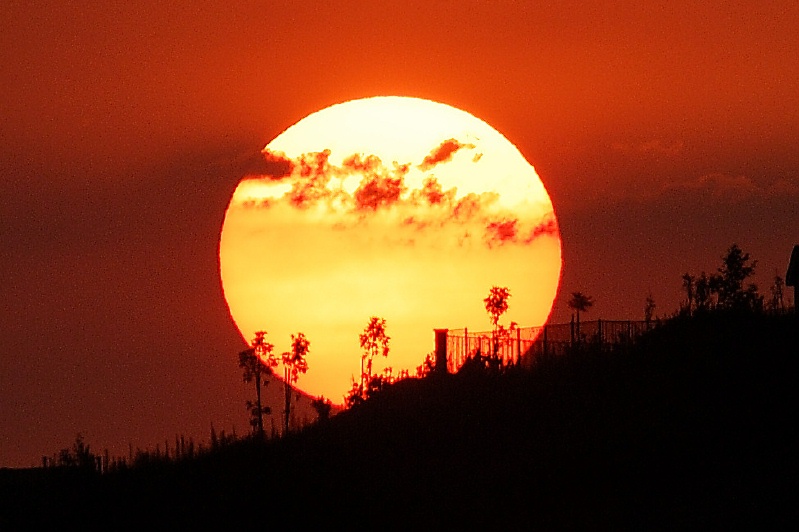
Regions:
[[1, 311, 795, 529]]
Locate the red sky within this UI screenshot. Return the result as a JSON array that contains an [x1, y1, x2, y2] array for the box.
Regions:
[[2, 1, 797, 467]]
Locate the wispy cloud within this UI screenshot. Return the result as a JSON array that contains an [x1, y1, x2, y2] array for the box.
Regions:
[[354, 173, 406, 211], [418, 138, 476, 171], [235, 142, 558, 249], [525, 216, 559, 242], [484, 215, 559, 248], [485, 219, 518, 247], [288, 150, 334, 208]]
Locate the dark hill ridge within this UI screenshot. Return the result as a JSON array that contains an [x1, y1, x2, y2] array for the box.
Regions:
[[2, 312, 795, 529]]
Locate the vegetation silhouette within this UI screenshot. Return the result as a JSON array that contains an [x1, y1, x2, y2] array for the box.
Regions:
[[681, 243, 763, 315], [644, 291, 656, 325], [282, 332, 310, 435], [3, 243, 796, 529], [239, 331, 277, 439], [483, 285, 512, 365], [568, 290, 594, 342], [310, 396, 332, 423], [346, 316, 391, 407], [768, 271, 786, 312]]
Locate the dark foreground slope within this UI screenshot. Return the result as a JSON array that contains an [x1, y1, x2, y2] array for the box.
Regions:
[[2, 312, 796, 529]]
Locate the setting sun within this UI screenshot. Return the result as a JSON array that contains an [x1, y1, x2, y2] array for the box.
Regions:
[[219, 96, 562, 402]]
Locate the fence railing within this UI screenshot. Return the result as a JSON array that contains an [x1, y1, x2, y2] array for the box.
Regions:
[[446, 319, 659, 373]]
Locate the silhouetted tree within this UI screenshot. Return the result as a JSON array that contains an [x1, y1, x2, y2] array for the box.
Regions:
[[715, 243, 761, 311], [282, 332, 310, 435], [644, 292, 656, 326], [416, 353, 435, 378], [768, 272, 786, 313], [311, 396, 332, 423], [345, 378, 365, 408], [568, 291, 594, 342], [345, 317, 392, 407], [681, 273, 696, 315], [53, 433, 97, 471], [359, 317, 390, 394], [366, 367, 396, 397], [484, 286, 511, 362], [679, 244, 763, 315], [239, 331, 278, 439], [695, 271, 716, 312]]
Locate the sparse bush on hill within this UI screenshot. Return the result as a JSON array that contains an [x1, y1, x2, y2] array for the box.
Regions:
[[681, 243, 764, 315]]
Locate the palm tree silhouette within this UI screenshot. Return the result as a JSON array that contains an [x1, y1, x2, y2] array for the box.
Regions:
[[568, 292, 594, 343]]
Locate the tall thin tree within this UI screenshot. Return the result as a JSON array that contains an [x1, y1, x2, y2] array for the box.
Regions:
[[239, 331, 278, 439], [358, 317, 390, 399], [568, 291, 594, 342], [769, 273, 786, 313], [484, 286, 511, 361], [681, 273, 696, 315], [282, 332, 310, 435], [644, 292, 656, 327]]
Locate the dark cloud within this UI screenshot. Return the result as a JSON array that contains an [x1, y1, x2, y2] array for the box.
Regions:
[[485, 219, 518, 247], [524, 216, 559, 243], [342, 154, 410, 212], [242, 149, 294, 180], [354, 174, 405, 211], [484, 215, 560, 247], [297, 149, 332, 178], [418, 138, 476, 171], [409, 177, 456, 206], [289, 151, 334, 208], [342, 153, 383, 174]]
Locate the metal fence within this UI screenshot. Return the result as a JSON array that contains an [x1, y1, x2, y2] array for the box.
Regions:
[[446, 319, 659, 373]]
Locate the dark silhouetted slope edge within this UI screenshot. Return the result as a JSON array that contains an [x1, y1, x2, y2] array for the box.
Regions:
[[1, 312, 795, 529]]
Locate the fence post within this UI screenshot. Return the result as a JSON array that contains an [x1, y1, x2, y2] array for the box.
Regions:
[[516, 327, 522, 365], [570, 315, 575, 346], [598, 319, 603, 348], [464, 327, 469, 366]]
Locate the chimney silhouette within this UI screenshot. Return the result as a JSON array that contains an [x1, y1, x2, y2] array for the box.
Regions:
[[434, 329, 449, 374]]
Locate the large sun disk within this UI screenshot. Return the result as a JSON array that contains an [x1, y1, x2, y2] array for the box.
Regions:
[[219, 96, 562, 402]]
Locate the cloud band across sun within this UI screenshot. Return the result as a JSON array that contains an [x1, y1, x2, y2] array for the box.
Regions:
[[234, 141, 557, 250]]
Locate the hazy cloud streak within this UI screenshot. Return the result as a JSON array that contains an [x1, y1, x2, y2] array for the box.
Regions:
[[233, 139, 557, 250], [418, 138, 476, 171]]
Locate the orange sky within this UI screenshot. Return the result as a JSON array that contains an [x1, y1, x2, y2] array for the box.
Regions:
[[2, 1, 798, 467]]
